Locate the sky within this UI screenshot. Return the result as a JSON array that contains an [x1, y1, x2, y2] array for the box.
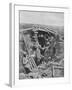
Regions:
[[20, 11, 64, 26]]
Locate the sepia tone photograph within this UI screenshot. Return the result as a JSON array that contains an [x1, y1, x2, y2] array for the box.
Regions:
[[19, 10, 64, 79]]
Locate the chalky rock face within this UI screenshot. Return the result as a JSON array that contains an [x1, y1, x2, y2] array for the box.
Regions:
[[19, 24, 64, 79]]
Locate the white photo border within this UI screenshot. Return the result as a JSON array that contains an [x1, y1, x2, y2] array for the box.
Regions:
[[10, 3, 70, 87]]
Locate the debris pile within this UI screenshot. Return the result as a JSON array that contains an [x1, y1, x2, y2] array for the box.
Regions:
[[19, 24, 64, 79]]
